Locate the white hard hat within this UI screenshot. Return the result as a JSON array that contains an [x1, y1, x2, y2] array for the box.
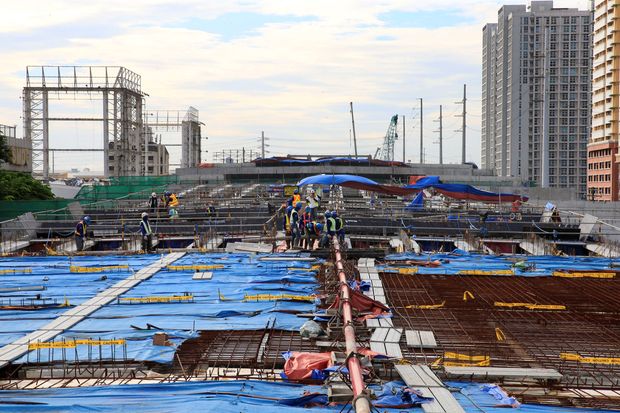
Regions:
[[141, 212, 148, 218], [310, 189, 315, 194], [151, 192, 156, 197]]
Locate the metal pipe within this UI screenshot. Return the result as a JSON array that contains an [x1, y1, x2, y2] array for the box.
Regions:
[[332, 237, 371, 413]]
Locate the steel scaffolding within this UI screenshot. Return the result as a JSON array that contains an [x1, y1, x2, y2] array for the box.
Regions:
[[23, 66, 144, 179]]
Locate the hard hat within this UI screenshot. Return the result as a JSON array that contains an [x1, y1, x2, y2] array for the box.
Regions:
[[295, 202, 302, 210], [324, 211, 332, 218], [332, 211, 338, 218], [83, 216, 91, 225], [141, 212, 148, 218], [316, 223, 323, 230], [293, 188, 299, 194], [286, 206, 293, 213], [310, 189, 315, 194], [151, 192, 157, 197], [164, 191, 171, 196]]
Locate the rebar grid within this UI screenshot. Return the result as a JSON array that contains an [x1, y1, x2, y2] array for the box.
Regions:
[[382, 273, 620, 390]]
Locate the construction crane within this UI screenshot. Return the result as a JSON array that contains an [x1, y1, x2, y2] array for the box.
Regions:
[[377, 115, 398, 161]]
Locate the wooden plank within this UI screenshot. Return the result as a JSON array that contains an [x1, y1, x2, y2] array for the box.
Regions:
[[385, 328, 403, 343], [444, 366, 562, 380], [428, 387, 465, 413], [384, 342, 402, 358], [406, 330, 422, 347], [192, 271, 213, 280], [370, 328, 389, 343], [420, 331, 437, 348]]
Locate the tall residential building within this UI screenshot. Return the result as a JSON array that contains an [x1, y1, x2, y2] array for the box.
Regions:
[[482, 1, 591, 198], [588, 0, 620, 201]]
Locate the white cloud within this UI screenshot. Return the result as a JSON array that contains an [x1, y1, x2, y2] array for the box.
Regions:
[[0, 0, 593, 170]]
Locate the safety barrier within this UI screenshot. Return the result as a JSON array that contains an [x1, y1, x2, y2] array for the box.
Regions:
[[28, 339, 126, 350], [242, 293, 315, 302], [560, 353, 620, 365], [458, 269, 514, 276], [494, 302, 566, 311], [406, 301, 445, 309], [167, 264, 224, 271], [70, 265, 129, 273], [118, 295, 194, 304], [552, 271, 615, 279], [0, 268, 32, 274]]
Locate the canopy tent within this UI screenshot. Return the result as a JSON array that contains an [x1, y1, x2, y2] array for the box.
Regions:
[[296, 174, 414, 196], [297, 174, 527, 202]]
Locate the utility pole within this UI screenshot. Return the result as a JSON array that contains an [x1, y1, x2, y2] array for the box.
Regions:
[[349, 102, 358, 157], [402, 115, 406, 163], [434, 105, 443, 164], [455, 84, 467, 164], [261, 131, 265, 159], [419, 98, 423, 164]]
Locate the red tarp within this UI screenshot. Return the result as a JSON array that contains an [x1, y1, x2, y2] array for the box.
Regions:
[[283, 352, 333, 381], [330, 288, 390, 316]]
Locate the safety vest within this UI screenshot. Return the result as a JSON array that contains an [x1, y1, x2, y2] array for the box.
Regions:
[[327, 217, 336, 233], [75, 221, 86, 237], [292, 194, 301, 205], [284, 213, 291, 231], [306, 195, 319, 209], [336, 217, 344, 231], [169, 194, 179, 207], [140, 219, 152, 236], [290, 209, 299, 225]]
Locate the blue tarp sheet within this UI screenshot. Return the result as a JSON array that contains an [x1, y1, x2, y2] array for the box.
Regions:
[[0, 380, 610, 412], [384, 252, 618, 277], [449, 382, 612, 413], [1, 253, 318, 364], [0, 255, 157, 347]]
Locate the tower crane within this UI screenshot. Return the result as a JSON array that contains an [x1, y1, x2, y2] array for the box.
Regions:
[[377, 115, 398, 161]]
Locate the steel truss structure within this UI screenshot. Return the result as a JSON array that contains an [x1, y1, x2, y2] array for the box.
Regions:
[[24, 66, 145, 179], [144, 107, 202, 169]]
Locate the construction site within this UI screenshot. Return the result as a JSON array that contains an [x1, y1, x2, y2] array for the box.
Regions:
[[0, 167, 619, 412], [2, 66, 620, 412]]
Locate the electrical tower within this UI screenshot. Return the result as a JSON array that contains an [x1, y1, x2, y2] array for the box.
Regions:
[[377, 115, 398, 161]]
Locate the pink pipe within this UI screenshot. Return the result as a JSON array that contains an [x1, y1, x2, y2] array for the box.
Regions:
[[332, 237, 371, 413]]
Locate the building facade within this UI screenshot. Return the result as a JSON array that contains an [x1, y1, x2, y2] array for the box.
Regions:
[[587, 0, 620, 201], [0, 124, 32, 173], [482, 1, 591, 198]]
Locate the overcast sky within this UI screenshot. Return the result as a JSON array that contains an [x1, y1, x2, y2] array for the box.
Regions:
[[0, 0, 590, 172]]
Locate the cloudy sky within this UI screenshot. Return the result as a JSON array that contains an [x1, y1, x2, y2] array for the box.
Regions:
[[0, 0, 590, 172]]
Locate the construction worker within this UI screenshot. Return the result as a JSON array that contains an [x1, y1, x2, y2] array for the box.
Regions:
[[288, 188, 301, 208], [168, 192, 179, 208], [163, 191, 172, 207], [333, 211, 345, 245], [290, 202, 302, 248], [300, 209, 312, 249], [325, 211, 337, 238], [284, 205, 293, 249], [306, 221, 323, 250], [74, 216, 91, 251], [305, 188, 321, 220], [139, 212, 154, 253], [149, 192, 159, 214]]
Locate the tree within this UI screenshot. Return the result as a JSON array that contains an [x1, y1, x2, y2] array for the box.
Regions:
[[0, 171, 54, 200], [0, 133, 12, 164]]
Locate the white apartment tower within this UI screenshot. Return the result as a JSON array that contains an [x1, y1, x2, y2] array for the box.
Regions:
[[482, 1, 592, 198]]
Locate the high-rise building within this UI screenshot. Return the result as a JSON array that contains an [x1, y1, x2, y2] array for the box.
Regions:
[[482, 1, 591, 198], [588, 0, 620, 201]]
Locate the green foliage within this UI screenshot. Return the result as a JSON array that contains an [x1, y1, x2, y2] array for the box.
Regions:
[[0, 133, 11, 163], [0, 171, 54, 201]]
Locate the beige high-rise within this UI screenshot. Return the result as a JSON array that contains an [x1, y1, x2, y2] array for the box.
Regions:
[[588, 0, 620, 201]]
